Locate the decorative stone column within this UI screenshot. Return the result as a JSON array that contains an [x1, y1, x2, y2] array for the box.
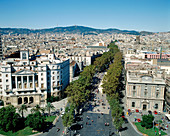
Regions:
[[21, 76, 24, 89], [15, 76, 18, 89]]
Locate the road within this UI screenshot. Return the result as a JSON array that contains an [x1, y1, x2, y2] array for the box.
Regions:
[[40, 116, 65, 136], [40, 71, 141, 136]]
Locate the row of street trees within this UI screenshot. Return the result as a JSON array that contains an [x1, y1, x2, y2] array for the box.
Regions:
[[102, 47, 124, 132], [0, 102, 55, 132], [63, 42, 120, 127]]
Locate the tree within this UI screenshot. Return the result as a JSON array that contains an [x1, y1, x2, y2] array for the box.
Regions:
[[141, 114, 154, 129], [46, 102, 55, 116], [31, 104, 41, 113], [0, 105, 20, 132], [25, 111, 46, 131], [18, 104, 27, 118], [62, 104, 75, 127]]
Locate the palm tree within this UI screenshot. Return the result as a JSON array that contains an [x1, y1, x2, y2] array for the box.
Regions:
[[18, 104, 27, 118], [31, 104, 41, 113], [46, 102, 55, 116], [40, 107, 46, 115]]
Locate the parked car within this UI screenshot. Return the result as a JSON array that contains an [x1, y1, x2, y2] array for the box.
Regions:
[[154, 111, 158, 115], [137, 119, 141, 122], [61, 111, 65, 117]]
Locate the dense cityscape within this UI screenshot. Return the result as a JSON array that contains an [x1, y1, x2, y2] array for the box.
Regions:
[[0, 29, 169, 136], [0, 0, 169, 136]]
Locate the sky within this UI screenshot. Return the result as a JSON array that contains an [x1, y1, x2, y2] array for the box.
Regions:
[[0, 0, 169, 32]]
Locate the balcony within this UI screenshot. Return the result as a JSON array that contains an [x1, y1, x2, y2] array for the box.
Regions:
[[40, 87, 46, 90], [53, 84, 63, 88], [5, 89, 12, 92]]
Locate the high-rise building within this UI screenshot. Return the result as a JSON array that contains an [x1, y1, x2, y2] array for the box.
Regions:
[[0, 34, 3, 59]]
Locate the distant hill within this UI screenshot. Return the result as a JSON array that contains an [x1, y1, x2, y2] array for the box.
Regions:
[[0, 25, 154, 35]]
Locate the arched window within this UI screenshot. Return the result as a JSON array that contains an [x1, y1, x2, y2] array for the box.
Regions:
[[132, 102, 135, 107], [29, 97, 34, 104], [18, 97, 22, 105], [24, 97, 28, 104], [22, 53, 27, 59], [155, 104, 158, 109]]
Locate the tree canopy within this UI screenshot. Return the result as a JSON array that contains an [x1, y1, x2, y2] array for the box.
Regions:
[[0, 105, 20, 132]]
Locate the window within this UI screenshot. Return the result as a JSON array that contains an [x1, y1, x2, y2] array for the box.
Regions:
[[41, 83, 44, 88], [6, 79, 8, 82], [52, 72, 55, 75], [132, 102, 135, 107], [41, 78, 43, 81], [0, 85, 2, 89], [24, 83, 27, 88], [41, 73, 43, 76], [35, 82, 38, 87], [6, 74, 8, 77], [57, 71, 59, 74], [133, 86, 136, 90], [19, 83, 22, 89], [144, 92, 147, 97], [156, 93, 159, 98], [30, 83, 33, 88], [57, 76, 59, 79], [6, 85, 9, 90], [155, 104, 158, 109], [0, 74, 1, 76], [53, 76, 55, 80], [133, 91, 136, 97], [22, 53, 27, 59], [0, 79, 2, 82]]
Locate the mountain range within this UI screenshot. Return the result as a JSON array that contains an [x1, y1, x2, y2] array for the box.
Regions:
[[0, 25, 154, 35]]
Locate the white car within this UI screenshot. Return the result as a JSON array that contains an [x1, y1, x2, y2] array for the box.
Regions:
[[61, 111, 65, 117]]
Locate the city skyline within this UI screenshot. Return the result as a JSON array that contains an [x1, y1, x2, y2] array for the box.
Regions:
[[0, 0, 169, 32]]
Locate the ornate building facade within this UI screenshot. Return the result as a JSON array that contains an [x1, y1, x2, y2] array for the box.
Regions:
[[0, 50, 69, 107]]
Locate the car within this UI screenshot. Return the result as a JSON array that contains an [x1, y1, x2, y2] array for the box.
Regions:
[[61, 111, 65, 117], [57, 128, 60, 132], [137, 119, 141, 122], [148, 110, 152, 115], [154, 111, 158, 115]]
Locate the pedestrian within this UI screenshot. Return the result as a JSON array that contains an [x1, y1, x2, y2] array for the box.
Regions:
[[92, 120, 94, 122], [86, 122, 88, 125]]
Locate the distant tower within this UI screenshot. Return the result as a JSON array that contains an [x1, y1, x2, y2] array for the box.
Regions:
[[0, 34, 3, 59], [136, 36, 140, 44], [160, 46, 162, 59]]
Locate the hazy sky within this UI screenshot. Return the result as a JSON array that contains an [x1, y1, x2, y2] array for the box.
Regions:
[[0, 0, 169, 32]]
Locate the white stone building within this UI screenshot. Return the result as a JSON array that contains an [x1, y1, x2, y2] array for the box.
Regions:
[[0, 50, 69, 107]]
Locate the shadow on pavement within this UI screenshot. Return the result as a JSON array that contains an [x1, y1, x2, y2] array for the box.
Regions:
[[119, 126, 128, 132]]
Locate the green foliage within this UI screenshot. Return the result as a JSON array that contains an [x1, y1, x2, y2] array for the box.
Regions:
[[141, 114, 154, 129], [0, 99, 4, 106], [0, 126, 39, 136], [62, 104, 75, 127], [25, 111, 46, 131], [135, 122, 167, 136], [18, 104, 27, 118], [31, 104, 41, 113], [45, 116, 56, 123], [101, 44, 123, 131], [47, 96, 59, 103], [0, 105, 20, 132], [46, 102, 55, 116]]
